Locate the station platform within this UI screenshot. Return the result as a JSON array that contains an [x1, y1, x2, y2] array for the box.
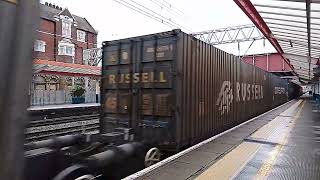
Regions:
[[28, 103, 100, 111], [126, 95, 320, 180]]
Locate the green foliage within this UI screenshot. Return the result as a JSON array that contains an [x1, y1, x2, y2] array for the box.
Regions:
[[71, 86, 86, 97]]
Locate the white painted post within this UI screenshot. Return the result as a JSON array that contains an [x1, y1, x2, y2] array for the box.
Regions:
[[85, 76, 89, 103], [266, 54, 269, 71], [96, 80, 100, 103], [72, 77, 75, 88], [253, 55, 255, 66]]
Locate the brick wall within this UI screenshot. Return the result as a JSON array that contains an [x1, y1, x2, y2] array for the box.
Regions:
[[33, 19, 55, 61], [33, 17, 97, 65]]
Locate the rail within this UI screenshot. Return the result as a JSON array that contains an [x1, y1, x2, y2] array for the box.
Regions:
[[26, 112, 100, 142]]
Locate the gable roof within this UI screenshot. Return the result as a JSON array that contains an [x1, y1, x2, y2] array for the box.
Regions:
[[39, 3, 97, 34], [58, 8, 73, 18]]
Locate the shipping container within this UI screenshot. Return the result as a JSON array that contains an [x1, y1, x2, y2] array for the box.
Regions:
[[101, 29, 294, 152], [288, 82, 303, 100]]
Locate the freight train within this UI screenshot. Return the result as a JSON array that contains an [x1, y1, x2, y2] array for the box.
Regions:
[[100, 29, 301, 152], [24, 30, 302, 180]]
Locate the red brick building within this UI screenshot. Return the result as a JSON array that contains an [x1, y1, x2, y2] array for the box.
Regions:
[[32, 2, 100, 93]]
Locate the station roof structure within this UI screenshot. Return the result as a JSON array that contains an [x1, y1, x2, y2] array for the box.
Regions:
[[33, 60, 101, 76], [234, 0, 320, 83]]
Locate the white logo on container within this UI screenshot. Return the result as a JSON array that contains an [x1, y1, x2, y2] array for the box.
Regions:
[[216, 81, 233, 115]]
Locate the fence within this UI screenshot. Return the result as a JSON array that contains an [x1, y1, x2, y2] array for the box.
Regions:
[[30, 90, 99, 106]]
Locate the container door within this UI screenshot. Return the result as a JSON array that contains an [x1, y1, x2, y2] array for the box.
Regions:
[[102, 35, 177, 145], [102, 43, 135, 134], [138, 38, 176, 145]]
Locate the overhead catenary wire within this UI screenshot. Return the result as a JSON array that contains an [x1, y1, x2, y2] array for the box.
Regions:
[[120, 0, 191, 32], [113, 0, 192, 32], [127, 0, 192, 32], [156, 0, 185, 15], [148, 0, 190, 24], [113, 0, 177, 29], [149, 0, 183, 17]]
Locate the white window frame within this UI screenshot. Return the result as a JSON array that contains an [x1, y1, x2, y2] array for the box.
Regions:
[[34, 40, 46, 52], [77, 30, 86, 42], [58, 42, 75, 56], [62, 18, 72, 38]]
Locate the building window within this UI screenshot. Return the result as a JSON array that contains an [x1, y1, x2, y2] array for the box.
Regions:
[[77, 30, 86, 42], [58, 42, 75, 56], [34, 40, 46, 52], [62, 19, 72, 38]]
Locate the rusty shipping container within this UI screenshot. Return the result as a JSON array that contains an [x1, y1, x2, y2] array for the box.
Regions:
[[101, 29, 292, 151]]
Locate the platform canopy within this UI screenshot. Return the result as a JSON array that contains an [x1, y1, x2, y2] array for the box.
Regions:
[[33, 60, 101, 76], [234, 0, 320, 83]]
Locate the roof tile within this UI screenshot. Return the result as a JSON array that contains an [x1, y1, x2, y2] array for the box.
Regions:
[[40, 3, 97, 34]]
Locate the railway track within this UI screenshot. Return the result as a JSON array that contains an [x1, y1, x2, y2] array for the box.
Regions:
[[25, 114, 100, 142]]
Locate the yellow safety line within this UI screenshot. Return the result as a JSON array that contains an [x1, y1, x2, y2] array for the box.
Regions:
[[251, 100, 303, 140], [196, 142, 261, 180], [195, 100, 305, 180], [3, 0, 18, 4], [255, 100, 306, 179]]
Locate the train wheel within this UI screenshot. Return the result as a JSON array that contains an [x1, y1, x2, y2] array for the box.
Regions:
[[144, 147, 161, 167], [53, 164, 93, 180], [75, 174, 95, 180]]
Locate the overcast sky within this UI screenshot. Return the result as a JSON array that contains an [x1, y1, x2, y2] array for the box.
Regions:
[[42, 0, 276, 55]]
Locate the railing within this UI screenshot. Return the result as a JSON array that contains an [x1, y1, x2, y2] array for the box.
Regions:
[[30, 90, 99, 106], [85, 91, 99, 103]]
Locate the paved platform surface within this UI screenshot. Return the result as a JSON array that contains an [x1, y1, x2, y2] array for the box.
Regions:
[[28, 103, 100, 111], [132, 95, 320, 180]]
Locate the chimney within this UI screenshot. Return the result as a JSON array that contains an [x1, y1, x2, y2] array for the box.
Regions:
[[53, 4, 56, 8], [49, 3, 52, 7], [45, 2, 48, 6]]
